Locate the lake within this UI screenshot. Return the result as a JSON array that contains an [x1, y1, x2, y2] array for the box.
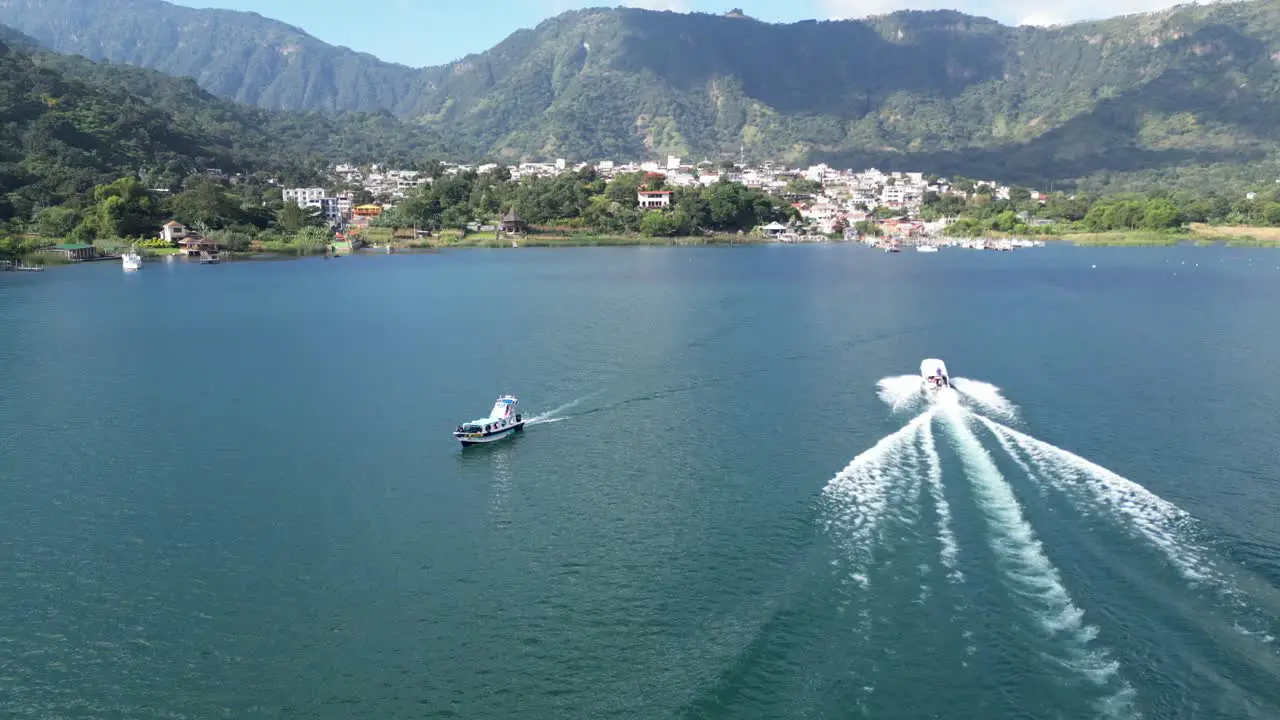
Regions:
[[1, 245, 1278, 719]]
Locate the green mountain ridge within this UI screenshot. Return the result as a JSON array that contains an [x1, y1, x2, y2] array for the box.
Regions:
[[0, 24, 458, 221], [4, 1, 1280, 188]]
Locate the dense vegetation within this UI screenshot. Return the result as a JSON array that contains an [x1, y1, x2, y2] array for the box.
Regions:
[[0, 28, 459, 227], [924, 184, 1280, 237], [378, 168, 796, 237], [0, 159, 795, 264], [7, 1, 1280, 189], [0, 169, 335, 260]]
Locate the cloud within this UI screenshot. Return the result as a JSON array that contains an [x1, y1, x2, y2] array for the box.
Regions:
[[816, 0, 1205, 25]]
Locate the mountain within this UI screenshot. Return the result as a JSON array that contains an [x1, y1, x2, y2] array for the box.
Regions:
[[0, 0, 427, 112], [5, 0, 1280, 187], [0, 24, 457, 221]]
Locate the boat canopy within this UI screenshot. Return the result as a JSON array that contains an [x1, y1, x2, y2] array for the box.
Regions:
[[488, 396, 518, 420], [920, 358, 948, 378]]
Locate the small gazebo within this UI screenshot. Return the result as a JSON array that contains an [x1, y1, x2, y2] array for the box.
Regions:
[[499, 209, 526, 234], [760, 221, 788, 238]]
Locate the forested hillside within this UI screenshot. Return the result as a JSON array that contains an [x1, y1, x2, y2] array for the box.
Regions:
[[0, 0, 425, 112], [5, 0, 1280, 188], [0, 27, 458, 223]]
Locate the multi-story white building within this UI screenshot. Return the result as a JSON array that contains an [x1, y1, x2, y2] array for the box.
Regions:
[[637, 190, 672, 210], [283, 187, 351, 224], [283, 187, 327, 206]]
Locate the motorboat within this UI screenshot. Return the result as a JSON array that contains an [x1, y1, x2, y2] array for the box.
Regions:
[[122, 247, 142, 271], [921, 358, 950, 391], [916, 244, 939, 253], [454, 395, 524, 447]]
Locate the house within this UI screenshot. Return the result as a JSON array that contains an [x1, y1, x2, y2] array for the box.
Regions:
[[637, 190, 672, 210], [160, 221, 189, 243], [283, 187, 327, 206], [178, 236, 218, 257], [760, 221, 788, 238], [499, 209, 527, 234], [48, 243, 97, 261]]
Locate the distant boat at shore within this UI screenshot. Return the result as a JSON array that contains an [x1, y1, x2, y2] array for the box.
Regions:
[[122, 247, 142, 271]]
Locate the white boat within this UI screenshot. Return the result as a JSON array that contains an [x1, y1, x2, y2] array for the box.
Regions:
[[454, 395, 525, 447], [916, 244, 939, 253], [122, 248, 142, 271], [921, 358, 951, 391]]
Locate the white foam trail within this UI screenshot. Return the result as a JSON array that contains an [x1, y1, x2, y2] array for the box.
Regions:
[[952, 378, 1019, 422], [939, 405, 1131, 710], [823, 411, 932, 587], [525, 392, 599, 426], [898, 428, 926, 520], [984, 420, 1050, 496], [920, 421, 961, 580], [975, 415, 1218, 587], [876, 375, 925, 414]]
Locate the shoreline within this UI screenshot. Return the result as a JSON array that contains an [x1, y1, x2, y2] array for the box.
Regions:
[[10, 231, 1280, 272]]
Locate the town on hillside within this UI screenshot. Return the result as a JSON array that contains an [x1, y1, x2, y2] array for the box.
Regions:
[[282, 157, 1044, 246]]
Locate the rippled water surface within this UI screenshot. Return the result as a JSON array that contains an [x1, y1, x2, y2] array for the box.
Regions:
[[1, 246, 1278, 718]]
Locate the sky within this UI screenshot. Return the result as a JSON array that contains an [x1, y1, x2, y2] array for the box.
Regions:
[[168, 0, 1203, 67]]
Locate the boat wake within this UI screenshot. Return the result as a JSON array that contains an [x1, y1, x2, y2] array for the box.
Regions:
[[524, 392, 599, 426], [876, 374, 1018, 421], [819, 375, 1280, 715]]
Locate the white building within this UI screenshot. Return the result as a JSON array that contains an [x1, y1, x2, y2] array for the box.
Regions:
[[283, 187, 327, 206], [637, 190, 672, 210]]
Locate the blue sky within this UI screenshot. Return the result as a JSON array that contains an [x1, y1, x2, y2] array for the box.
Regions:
[[168, 0, 1187, 67]]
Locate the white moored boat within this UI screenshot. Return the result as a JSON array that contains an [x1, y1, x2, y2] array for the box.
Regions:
[[122, 247, 142, 271], [454, 395, 525, 447], [921, 358, 951, 391], [916, 244, 939, 253]]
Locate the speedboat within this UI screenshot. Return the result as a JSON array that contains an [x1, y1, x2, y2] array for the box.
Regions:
[[122, 248, 142, 271], [921, 358, 950, 391], [454, 395, 524, 447], [916, 244, 938, 253]]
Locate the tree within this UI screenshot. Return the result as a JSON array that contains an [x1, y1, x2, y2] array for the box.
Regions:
[[783, 178, 823, 195], [1141, 198, 1183, 230], [639, 211, 681, 237], [854, 220, 883, 237], [34, 206, 81, 238], [169, 178, 237, 229], [944, 218, 981, 237], [0, 235, 20, 261], [605, 172, 645, 205], [275, 202, 322, 232], [988, 210, 1020, 234], [207, 229, 252, 252], [77, 177, 161, 241]]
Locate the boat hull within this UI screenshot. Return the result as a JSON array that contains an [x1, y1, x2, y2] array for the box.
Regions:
[[456, 422, 524, 447]]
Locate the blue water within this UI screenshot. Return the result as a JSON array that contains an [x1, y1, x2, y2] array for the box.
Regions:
[[1, 246, 1278, 718]]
